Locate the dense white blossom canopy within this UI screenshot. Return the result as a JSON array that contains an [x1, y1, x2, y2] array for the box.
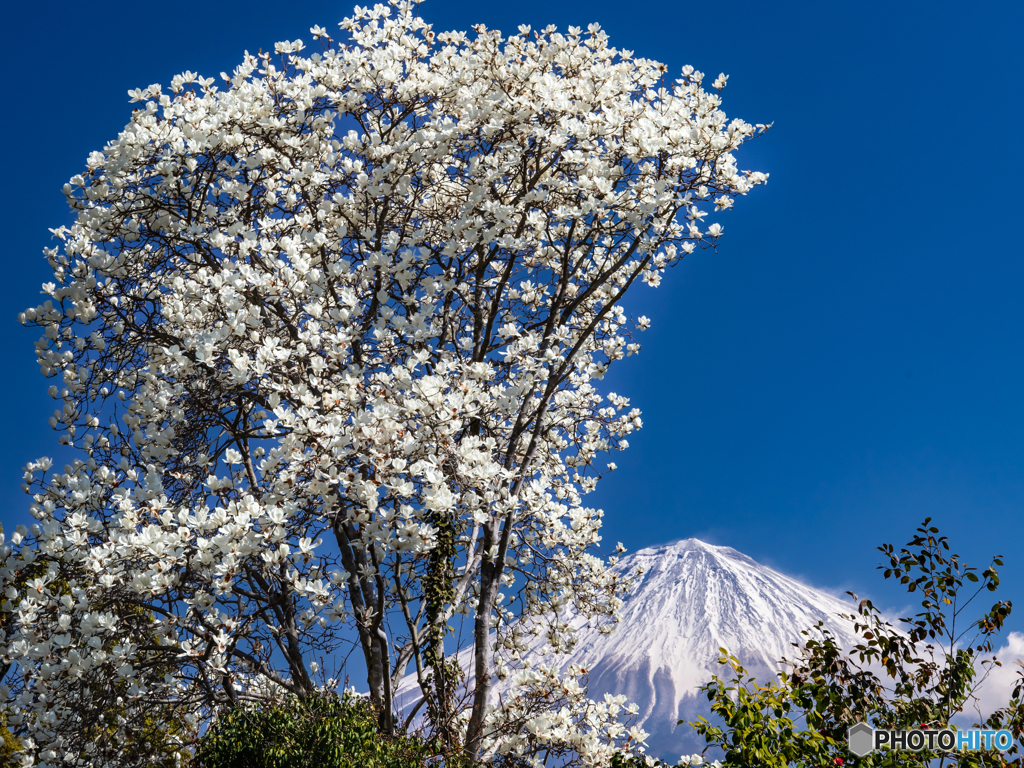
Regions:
[[0, 3, 765, 766]]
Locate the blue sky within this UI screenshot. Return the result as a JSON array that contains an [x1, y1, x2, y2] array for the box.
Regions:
[[1, 0, 1022, 630]]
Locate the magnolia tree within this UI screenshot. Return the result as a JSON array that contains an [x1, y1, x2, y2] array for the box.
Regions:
[[0, 3, 767, 766]]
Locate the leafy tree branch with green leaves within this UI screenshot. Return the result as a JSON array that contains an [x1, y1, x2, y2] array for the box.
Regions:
[[691, 520, 1024, 767]]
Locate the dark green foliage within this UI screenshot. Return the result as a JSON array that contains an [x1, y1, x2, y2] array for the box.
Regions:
[[689, 519, 1024, 767], [192, 691, 440, 768], [423, 507, 463, 748], [0, 714, 20, 768]]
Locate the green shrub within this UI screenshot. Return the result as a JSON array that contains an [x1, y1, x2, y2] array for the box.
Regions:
[[0, 714, 20, 768], [192, 691, 437, 768]]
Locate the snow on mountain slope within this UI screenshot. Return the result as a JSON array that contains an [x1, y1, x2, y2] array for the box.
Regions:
[[395, 538, 862, 760]]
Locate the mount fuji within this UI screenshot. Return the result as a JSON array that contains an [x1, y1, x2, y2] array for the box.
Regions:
[[396, 538, 863, 760]]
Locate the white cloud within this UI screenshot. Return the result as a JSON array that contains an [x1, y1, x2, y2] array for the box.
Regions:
[[961, 632, 1024, 722]]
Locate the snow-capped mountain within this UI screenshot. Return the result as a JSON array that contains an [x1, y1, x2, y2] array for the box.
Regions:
[[397, 538, 863, 760], [557, 539, 862, 757]]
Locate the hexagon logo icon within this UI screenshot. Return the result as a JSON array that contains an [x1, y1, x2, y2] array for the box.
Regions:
[[848, 722, 874, 757]]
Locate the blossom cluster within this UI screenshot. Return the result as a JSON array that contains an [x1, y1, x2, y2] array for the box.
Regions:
[[484, 664, 649, 767], [1, 2, 765, 765]]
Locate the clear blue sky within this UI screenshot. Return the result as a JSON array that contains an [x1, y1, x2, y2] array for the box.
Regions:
[[2, 0, 1022, 626]]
